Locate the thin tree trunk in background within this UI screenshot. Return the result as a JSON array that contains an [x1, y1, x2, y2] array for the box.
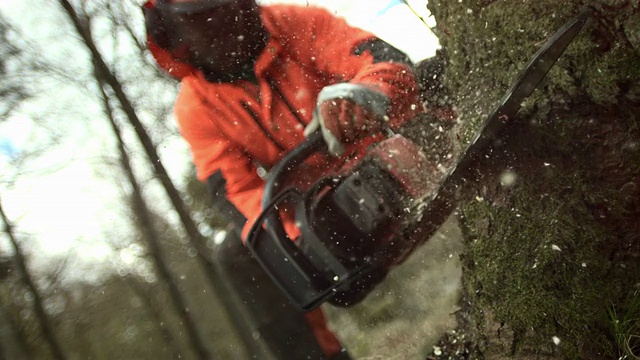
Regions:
[[56, 0, 230, 309], [123, 276, 184, 360], [0, 302, 28, 360], [56, 2, 259, 358], [0, 198, 66, 360], [56, 0, 211, 261], [96, 82, 211, 359]]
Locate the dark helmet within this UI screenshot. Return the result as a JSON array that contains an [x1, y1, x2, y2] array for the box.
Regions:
[[143, 0, 266, 76]]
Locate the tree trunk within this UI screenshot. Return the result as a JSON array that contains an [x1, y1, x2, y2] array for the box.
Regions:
[[0, 299, 28, 360], [96, 81, 212, 359], [55, 0, 211, 261], [55, 2, 243, 357], [427, 1, 639, 358], [55, 0, 233, 316], [123, 275, 184, 360], [0, 198, 66, 360]]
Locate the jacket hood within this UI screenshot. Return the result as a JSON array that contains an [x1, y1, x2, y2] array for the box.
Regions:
[[143, 0, 198, 79]]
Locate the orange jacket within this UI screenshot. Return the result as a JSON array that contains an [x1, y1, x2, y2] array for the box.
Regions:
[[147, 4, 419, 239]]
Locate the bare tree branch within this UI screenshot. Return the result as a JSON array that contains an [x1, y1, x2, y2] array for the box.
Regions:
[[95, 76, 211, 359], [0, 196, 66, 360]]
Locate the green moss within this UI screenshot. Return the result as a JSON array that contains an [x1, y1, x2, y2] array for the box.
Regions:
[[454, 108, 640, 354], [427, 0, 640, 357], [580, 45, 640, 104], [609, 291, 640, 359], [461, 173, 616, 356], [429, 0, 640, 142], [429, 0, 584, 144]]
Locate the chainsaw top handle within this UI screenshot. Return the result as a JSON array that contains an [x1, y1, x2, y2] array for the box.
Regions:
[[262, 130, 325, 222], [245, 130, 342, 311]]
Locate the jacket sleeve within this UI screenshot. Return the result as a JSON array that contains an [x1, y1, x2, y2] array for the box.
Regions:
[[174, 84, 264, 240], [267, 5, 420, 128]]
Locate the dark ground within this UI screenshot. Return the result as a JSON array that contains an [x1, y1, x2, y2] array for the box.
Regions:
[[324, 215, 464, 360]]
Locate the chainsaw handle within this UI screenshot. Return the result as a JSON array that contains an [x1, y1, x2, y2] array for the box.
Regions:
[[246, 130, 338, 310], [261, 130, 324, 269], [261, 130, 325, 212]]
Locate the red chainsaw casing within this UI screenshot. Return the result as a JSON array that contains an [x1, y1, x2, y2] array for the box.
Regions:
[[330, 135, 440, 265], [293, 134, 440, 306], [366, 134, 436, 200], [247, 132, 442, 309]]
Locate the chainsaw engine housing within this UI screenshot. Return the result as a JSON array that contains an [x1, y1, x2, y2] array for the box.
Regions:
[[246, 134, 435, 310]]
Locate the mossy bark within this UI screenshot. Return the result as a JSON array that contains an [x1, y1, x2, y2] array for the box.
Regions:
[[426, 0, 640, 358]]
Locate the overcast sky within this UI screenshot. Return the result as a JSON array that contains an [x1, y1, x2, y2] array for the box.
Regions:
[[0, 0, 439, 275]]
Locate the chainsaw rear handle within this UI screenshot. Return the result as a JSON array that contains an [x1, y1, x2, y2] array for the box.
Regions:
[[247, 129, 381, 310], [246, 187, 335, 311], [260, 129, 325, 261], [246, 183, 368, 310]]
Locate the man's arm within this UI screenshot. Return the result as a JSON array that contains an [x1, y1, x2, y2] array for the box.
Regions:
[[174, 85, 264, 240], [269, 6, 419, 126], [266, 6, 419, 153]]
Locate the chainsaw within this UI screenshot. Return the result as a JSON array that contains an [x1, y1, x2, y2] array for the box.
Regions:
[[246, 9, 591, 312]]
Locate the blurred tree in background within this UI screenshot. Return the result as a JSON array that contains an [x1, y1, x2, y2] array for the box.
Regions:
[[0, 17, 27, 122], [0, 0, 247, 358]]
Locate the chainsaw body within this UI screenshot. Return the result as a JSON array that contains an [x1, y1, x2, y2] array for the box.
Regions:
[[246, 133, 437, 311]]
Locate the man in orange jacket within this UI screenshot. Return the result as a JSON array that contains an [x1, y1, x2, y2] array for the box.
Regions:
[[143, 0, 420, 358]]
